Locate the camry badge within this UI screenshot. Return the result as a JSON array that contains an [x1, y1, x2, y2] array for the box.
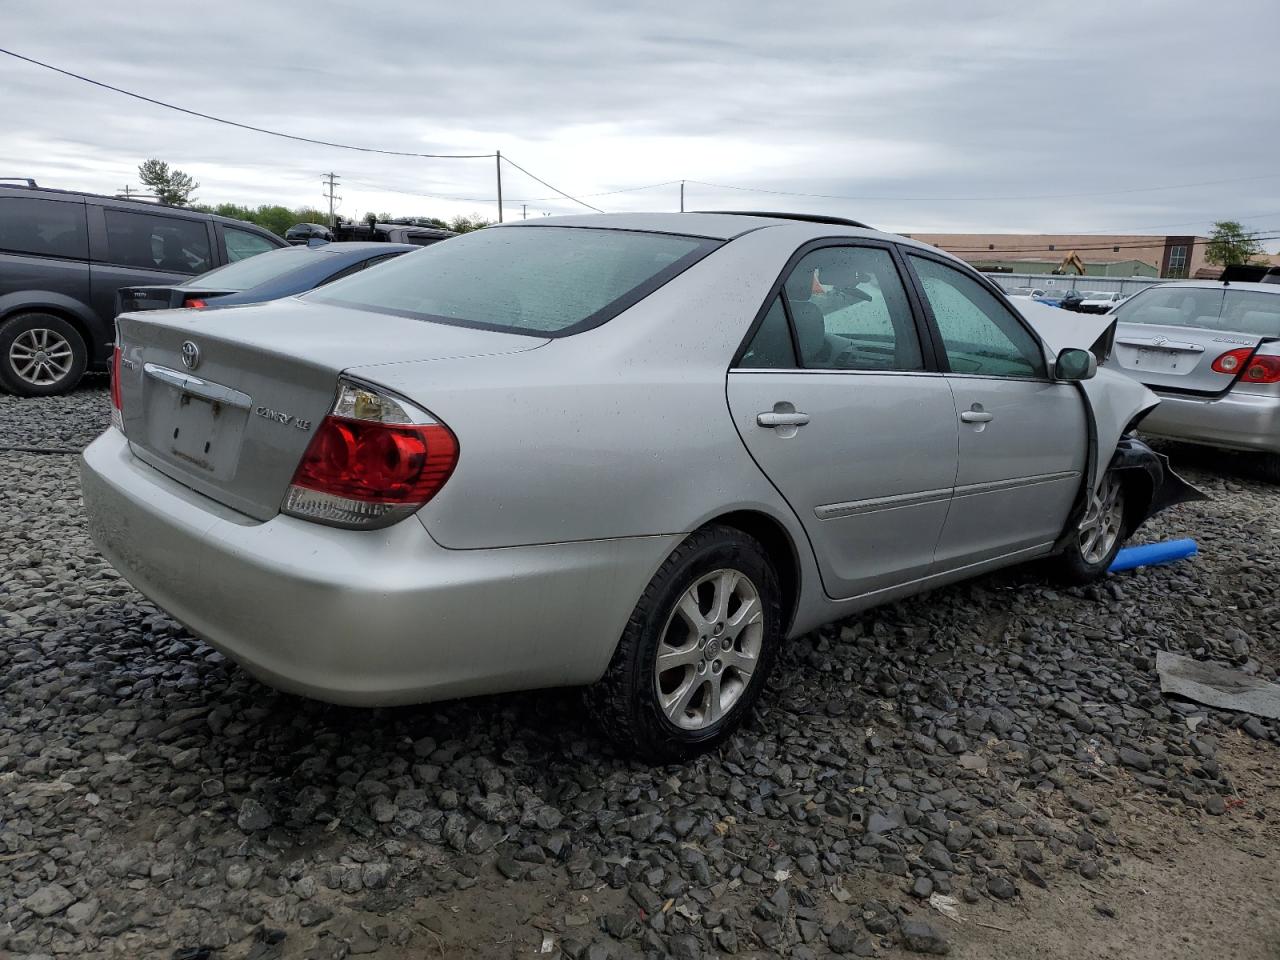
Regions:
[[180, 340, 201, 371]]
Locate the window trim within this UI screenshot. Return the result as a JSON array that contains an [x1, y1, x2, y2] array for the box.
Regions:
[[900, 248, 1052, 381], [730, 237, 942, 373]]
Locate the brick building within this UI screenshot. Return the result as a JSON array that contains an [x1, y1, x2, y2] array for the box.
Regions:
[[903, 233, 1208, 279]]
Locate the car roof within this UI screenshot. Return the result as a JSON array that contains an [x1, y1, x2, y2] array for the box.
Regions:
[[1142, 279, 1280, 294], [304, 241, 416, 254], [498, 211, 912, 244], [0, 182, 278, 232]]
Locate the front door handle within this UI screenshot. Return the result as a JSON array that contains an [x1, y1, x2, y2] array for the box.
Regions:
[[758, 411, 811, 427], [960, 402, 993, 424]]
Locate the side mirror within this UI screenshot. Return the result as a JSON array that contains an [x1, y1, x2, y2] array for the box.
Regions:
[[1055, 347, 1097, 381]]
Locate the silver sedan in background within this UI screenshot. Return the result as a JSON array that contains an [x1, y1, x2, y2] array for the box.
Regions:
[[80, 212, 1200, 760], [1104, 280, 1280, 479]]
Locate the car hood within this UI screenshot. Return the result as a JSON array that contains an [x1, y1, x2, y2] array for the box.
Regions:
[[1014, 299, 1118, 357], [1013, 297, 1159, 492]]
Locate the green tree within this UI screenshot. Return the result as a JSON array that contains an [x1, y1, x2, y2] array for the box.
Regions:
[[1205, 220, 1264, 267], [447, 214, 492, 234], [137, 159, 200, 206]]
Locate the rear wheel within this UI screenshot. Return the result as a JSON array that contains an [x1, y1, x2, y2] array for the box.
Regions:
[[0, 313, 88, 397], [1057, 469, 1127, 582], [589, 526, 782, 762]]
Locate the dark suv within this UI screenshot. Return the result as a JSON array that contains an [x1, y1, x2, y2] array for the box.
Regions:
[[0, 180, 286, 396]]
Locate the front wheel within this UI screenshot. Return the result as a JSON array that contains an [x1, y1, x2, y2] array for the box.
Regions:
[[0, 313, 88, 397], [1056, 470, 1127, 583], [589, 526, 782, 762]]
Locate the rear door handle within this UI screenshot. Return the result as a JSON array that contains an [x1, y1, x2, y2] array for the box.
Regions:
[[757, 411, 811, 427], [960, 411, 993, 423]]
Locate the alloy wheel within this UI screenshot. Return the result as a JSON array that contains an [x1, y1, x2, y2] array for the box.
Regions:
[[1078, 472, 1124, 565], [8, 327, 74, 387], [653, 568, 764, 730]]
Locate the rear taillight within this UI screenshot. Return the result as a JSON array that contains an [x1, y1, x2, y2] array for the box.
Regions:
[[1212, 348, 1280, 383], [110, 345, 124, 432], [281, 380, 458, 528], [183, 298, 207, 309]]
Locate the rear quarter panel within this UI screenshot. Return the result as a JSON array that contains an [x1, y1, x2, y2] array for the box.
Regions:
[[346, 225, 815, 551]]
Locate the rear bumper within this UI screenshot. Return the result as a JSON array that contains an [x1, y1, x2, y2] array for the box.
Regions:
[[1140, 388, 1280, 454], [79, 429, 677, 705]]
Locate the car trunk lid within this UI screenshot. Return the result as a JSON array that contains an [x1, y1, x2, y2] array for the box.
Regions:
[[114, 299, 547, 521], [1111, 320, 1261, 393], [117, 285, 237, 313]]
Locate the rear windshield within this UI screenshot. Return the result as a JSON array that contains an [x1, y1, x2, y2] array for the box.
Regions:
[[308, 226, 719, 336], [1114, 285, 1280, 336], [189, 246, 321, 292]]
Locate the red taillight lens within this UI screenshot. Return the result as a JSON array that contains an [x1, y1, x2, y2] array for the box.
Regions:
[[290, 416, 457, 504], [183, 298, 207, 309], [1212, 347, 1280, 383], [110, 345, 124, 431], [1211, 347, 1251, 374], [1243, 354, 1280, 384], [282, 381, 458, 528]]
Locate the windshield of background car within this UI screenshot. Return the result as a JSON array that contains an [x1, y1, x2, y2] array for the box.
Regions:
[[189, 246, 320, 291], [1113, 286, 1280, 336], [307, 226, 719, 336]]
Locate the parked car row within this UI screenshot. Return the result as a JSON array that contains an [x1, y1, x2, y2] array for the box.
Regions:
[[81, 211, 1205, 759], [0, 181, 455, 396]]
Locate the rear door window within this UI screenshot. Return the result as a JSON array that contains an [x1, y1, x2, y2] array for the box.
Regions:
[[309, 226, 718, 336], [0, 197, 88, 259], [104, 209, 212, 274], [223, 227, 278, 262]]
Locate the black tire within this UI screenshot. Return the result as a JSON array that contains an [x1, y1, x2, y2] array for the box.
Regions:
[[589, 525, 783, 763], [1056, 469, 1128, 584], [0, 313, 88, 397]]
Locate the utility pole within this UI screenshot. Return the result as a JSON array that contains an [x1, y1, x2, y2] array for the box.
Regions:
[[322, 172, 341, 228], [522, 204, 527, 220], [680, 180, 685, 213], [495, 150, 504, 223], [119, 185, 134, 199]]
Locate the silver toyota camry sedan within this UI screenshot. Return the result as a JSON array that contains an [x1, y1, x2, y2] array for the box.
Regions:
[[1103, 280, 1280, 479], [80, 212, 1200, 760]]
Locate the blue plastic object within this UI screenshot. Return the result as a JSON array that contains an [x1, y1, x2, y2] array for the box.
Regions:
[[1108, 538, 1198, 573]]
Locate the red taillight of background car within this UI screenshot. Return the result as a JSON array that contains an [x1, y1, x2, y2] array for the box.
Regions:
[[182, 298, 207, 309], [1212, 347, 1280, 383], [282, 380, 458, 528], [110, 345, 124, 432]]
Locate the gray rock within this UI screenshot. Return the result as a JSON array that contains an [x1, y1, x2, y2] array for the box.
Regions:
[[23, 883, 76, 917], [236, 798, 273, 832], [901, 918, 950, 954]]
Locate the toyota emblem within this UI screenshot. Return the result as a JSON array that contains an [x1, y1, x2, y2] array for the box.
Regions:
[[180, 340, 201, 371]]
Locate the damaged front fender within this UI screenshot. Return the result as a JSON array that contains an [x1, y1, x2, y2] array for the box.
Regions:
[[1110, 436, 1208, 529]]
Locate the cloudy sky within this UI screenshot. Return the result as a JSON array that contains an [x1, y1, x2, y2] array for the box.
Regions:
[[3, 0, 1279, 245]]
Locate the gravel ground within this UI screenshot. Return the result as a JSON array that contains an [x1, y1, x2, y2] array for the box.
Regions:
[[2, 383, 1278, 960]]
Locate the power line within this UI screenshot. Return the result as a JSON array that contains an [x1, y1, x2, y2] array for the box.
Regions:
[[935, 234, 1280, 256], [0, 47, 494, 159], [499, 156, 605, 213], [343, 175, 679, 204], [687, 173, 1280, 203]]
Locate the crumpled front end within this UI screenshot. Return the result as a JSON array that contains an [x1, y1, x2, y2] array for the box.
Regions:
[[1109, 435, 1208, 534]]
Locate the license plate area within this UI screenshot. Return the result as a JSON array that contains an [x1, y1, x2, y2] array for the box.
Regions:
[[1118, 344, 1192, 374], [142, 365, 250, 481]]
